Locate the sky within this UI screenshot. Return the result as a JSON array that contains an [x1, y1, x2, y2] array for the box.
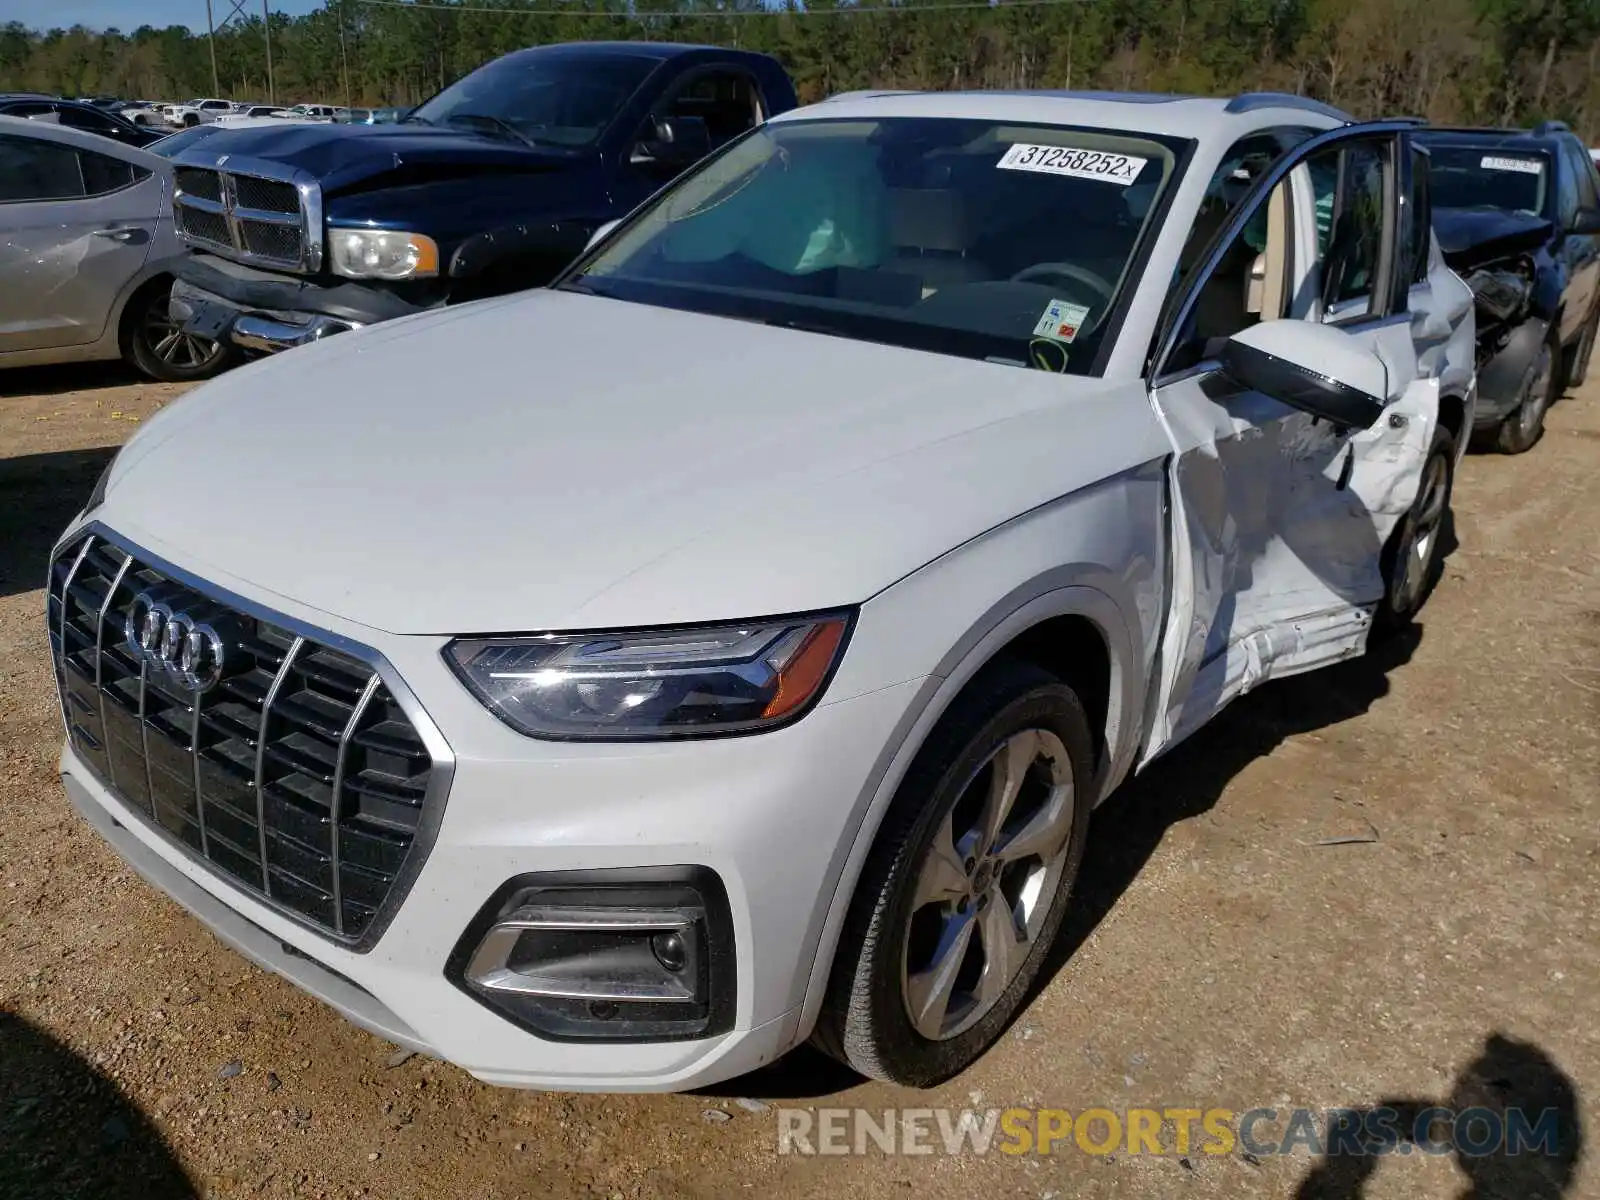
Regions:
[[0, 0, 327, 33]]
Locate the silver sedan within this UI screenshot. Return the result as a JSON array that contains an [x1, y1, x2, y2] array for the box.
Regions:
[[0, 115, 234, 381]]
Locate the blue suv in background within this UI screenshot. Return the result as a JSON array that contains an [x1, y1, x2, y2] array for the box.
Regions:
[[1418, 120, 1600, 453]]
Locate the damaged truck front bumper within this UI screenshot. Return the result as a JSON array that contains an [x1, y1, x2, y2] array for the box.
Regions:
[[171, 253, 436, 355]]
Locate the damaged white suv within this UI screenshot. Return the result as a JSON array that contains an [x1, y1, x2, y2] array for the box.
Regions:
[[51, 91, 1474, 1091]]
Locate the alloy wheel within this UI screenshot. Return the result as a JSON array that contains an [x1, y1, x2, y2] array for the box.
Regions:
[[1517, 342, 1557, 442], [141, 295, 224, 372], [901, 727, 1076, 1041], [1391, 453, 1449, 614]]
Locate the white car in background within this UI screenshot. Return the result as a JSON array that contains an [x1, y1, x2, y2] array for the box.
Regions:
[[163, 98, 234, 127], [213, 104, 296, 126], [53, 91, 1475, 1091], [276, 103, 346, 122]]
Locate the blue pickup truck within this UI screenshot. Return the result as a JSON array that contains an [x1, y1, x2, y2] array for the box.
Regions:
[[166, 41, 798, 353]]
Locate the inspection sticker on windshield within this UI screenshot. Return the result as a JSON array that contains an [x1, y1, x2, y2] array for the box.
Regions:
[[998, 144, 1147, 184], [1033, 298, 1092, 344], [1481, 155, 1543, 175]]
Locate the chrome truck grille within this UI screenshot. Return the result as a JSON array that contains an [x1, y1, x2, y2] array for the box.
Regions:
[[48, 531, 446, 947], [173, 160, 322, 273]]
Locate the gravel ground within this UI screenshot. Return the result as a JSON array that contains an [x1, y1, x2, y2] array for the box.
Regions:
[[1, 362, 1597, 1200]]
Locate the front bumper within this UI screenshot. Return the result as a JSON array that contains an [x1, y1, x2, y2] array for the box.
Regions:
[[58, 619, 925, 1090], [172, 253, 437, 354]]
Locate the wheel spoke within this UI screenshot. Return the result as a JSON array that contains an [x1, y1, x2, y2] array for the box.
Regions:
[[991, 780, 1074, 866], [152, 330, 182, 360], [914, 812, 972, 908], [975, 895, 1025, 1007], [905, 909, 975, 1040], [978, 731, 1038, 856]]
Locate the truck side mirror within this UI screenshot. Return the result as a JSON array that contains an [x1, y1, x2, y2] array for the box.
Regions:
[[1219, 319, 1388, 432], [1569, 206, 1600, 236], [631, 115, 712, 169]]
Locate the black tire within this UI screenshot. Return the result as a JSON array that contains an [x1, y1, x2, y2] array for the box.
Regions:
[[814, 659, 1094, 1086], [1496, 324, 1561, 454], [1567, 301, 1599, 388], [1375, 423, 1455, 635], [123, 279, 236, 383], [182, 113, 199, 128]]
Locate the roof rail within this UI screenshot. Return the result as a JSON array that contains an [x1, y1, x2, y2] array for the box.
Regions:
[[1224, 92, 1354, 122], [1390, 115, 1429, 125], [1533, 119, 1571, 136]]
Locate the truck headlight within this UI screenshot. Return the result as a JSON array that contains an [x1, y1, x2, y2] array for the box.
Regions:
[[445, 614, 852, 741], [328, 228, 439, 280]]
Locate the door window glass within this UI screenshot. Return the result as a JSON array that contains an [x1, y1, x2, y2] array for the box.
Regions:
[[57, 106, 116, 135], [1403, 145, 1433, 286], [1564, 140, 1598, 212], [0, 134, 85, 201], [1164, 179, 1294, 374], [1555, 151, 1580, 228], [661, 71, 762, 148], [80, 149, 146, 195], [1305, 139, 1389, 318]]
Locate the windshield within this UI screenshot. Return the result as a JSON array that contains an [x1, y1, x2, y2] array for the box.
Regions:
[[407, 52, 656, 148], [567, 117, 1182, 374], [1425, 144, 1549, 216]]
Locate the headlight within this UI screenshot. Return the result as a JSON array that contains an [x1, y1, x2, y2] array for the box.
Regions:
[[328, 228, 439, 280], [445, 614, 853, 741]]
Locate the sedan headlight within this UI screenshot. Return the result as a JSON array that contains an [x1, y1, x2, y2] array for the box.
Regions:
[[445, 614, 853, 741], [328, 228, 439, 280]]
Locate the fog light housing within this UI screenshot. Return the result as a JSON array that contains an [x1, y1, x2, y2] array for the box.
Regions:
[[447, 868, 734, 1042]]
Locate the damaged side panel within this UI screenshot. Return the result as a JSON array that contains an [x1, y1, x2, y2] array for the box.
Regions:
[[0, 171, 162, 354]]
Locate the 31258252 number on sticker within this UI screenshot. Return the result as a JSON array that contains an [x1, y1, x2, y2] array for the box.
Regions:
[[997, 144, 1149, 185]]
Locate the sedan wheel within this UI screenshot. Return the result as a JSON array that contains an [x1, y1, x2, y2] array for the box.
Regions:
[[816, 660, 1093, 1086], [126, 284, 234, 383], [1377, 424, 1455, 632]]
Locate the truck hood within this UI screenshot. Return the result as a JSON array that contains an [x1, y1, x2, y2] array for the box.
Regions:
[[99, 291, 1156, 636], [1435, 206, 1554, 269], [180, 120, 575, 192]]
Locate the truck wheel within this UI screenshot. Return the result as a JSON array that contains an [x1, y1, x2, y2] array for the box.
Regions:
[[1568, 301, 1599, 387], [124, 279, 235, 383], [1375, 423, 1455, 634], [1496, 324, 1560, 454], [814, 660, 1092, 1086], [182, 113, 199, 128]]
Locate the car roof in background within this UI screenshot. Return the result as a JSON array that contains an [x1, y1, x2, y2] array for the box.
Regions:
[[776, 90, 1351, 140], [0, 112, 168, 165], [1415, 128, 1564, 151]]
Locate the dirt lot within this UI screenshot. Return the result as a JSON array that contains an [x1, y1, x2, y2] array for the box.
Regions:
[[2, 362, 1597, 1200]]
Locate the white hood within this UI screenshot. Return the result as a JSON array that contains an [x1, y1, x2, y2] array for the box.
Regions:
[[100, 290, 1156, 635]]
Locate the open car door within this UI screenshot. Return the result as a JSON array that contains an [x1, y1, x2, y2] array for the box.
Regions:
[[1141, 120, 1456, 762]]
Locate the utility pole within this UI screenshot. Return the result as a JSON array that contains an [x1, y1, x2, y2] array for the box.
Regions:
[[206, 0, 220, 94], [340, 0, 353, 110], [263, 0, 276, 105]]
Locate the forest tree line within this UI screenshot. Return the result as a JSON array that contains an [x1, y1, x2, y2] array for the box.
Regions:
[[2, 0, 1598, 138]]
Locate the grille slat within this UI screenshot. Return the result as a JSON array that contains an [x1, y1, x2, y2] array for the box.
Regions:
[[50, 533, 436, 944], [173, 166, 309, 270]]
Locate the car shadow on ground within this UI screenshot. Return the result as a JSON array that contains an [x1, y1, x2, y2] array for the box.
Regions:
[[0, 1011, 198, 1199], [0, 361, 142, 399], [0, 446, 117, 598], [1294, 1031, 1583, 1199], [722, 611, 1437, 1100]]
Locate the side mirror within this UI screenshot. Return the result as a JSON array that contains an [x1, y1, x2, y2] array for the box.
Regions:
[[631, 115, 712, 169], [1569, 206, 1600, 236], [1219, 320, 1388, 431], [584, 218, 621, 253]]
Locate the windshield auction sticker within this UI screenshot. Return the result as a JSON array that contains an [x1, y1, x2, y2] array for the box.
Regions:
[[999, 144, 1147, 184], [1480, 155, 1543, 175], [1033, 298, 1092, 343]]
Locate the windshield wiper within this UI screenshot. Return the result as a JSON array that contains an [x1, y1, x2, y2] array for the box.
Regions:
[[443, 112, 538, 148]]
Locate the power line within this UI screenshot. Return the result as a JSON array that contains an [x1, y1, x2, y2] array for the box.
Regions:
[[355, 0, 1089, 17]]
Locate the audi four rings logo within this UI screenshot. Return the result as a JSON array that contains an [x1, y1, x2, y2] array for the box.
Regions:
[[124, 593, 229, 692]]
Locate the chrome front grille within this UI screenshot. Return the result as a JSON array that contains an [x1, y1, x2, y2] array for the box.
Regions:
[[173, 162, 319, 273], [49, 532, 442, 946]]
